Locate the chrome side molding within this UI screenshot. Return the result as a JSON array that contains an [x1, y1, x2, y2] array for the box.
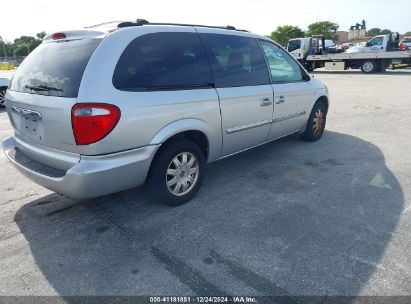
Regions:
[[272, 111, 306, 124], [226, 111, 306, 134], [226, 119, 272, 134]]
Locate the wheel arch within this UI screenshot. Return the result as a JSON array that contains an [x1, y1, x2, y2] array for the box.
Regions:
[[300, 94, 329, 134], [316, 95, 329, 113], [149, 119, 221, 163]]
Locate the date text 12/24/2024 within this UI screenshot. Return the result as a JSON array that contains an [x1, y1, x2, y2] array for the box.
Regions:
[[149, 296, 257, 303]]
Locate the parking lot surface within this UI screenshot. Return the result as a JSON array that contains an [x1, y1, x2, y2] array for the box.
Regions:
[[0, 69, 411, 296]]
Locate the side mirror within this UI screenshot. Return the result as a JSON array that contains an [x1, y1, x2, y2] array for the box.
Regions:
[[302, 71, 311, 81], [365, 42, 371, 47]]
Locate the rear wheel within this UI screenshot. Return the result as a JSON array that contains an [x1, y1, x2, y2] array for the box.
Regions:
[[0, 87, 7, 108], [146, 140, 205, 206], [300, 101, 327, 141], [361, 60, 377, 74], [305, 62, 314, 72]]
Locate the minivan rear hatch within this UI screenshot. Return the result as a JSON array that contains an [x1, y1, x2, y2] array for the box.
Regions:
[[7, 34, 102, 157]]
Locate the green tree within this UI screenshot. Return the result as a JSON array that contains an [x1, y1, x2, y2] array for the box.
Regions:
[[404, 32, 411, 36], [0, 39, 16, 57], [36, 31, 47, 40], [380, 29, 391, 35], [5, 42, 15, 57], [11, 32, 45, 56], [367, 28, 381, 36], [0, 32, 45, 57], [14, 36, 38, 53], [0, 40, 7, 57], [269, 25, 305, 46], [306, 21, 339, 40], [14, 45, 30, 56]]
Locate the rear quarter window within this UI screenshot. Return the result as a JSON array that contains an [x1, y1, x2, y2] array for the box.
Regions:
[[113, 32, 213, 91], [10, 38, 101, 98]]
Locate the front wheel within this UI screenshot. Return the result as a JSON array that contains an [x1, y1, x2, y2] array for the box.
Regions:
[[146, 140, 205, 206], [300, 101, 327, 141], [0, 87, 7, 108]]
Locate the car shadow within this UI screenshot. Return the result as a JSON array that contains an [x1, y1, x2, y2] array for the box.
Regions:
[[14, 131, 404, 298]]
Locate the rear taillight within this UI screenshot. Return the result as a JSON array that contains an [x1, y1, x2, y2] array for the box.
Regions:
[[71, 103, 121, 145]]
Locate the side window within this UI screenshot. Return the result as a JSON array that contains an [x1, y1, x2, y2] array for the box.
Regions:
[[113, 32, 213, 91], [200, 34, 270, 88], [368, 37, 384, 46], [287, 40, 301, 52], [259, 40, 304, 83]]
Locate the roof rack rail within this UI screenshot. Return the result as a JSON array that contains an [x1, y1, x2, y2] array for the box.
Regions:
[[86, 21, 126, 28], [117, 19, 248, 32]]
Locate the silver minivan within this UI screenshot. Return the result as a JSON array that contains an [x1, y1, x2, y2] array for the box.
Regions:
[[2, 20, 329, 206]]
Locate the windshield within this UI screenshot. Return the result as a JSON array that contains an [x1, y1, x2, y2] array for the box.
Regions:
[[325, 40, 335, 47], [367, 37, 384, 46], [10, 38, 101, 98]]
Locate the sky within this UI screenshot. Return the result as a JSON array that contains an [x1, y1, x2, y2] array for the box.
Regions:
[[1, 0, 410, 42]]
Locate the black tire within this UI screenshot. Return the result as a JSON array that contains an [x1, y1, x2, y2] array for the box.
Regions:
[[0, 87, 7, 108], [361, 60, 377, 74], [305, 63, 314, 72], [300, 101, 327, 142], [146, 140, 205, 206]]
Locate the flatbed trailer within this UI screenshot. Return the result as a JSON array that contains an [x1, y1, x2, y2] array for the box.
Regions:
[[288, 34, 411, 73], [305, 50, 411, 73], [307, 50, 411, 61]]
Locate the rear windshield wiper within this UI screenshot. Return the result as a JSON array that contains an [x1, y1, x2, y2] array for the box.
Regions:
[[25, 84, 63, 92]]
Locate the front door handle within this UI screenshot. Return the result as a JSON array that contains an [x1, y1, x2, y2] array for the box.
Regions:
[[260, 97, 272, 107], [275, 96, 286, 104]]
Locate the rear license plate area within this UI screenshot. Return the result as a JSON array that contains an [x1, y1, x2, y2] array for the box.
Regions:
[[21, 117, 39, 136], [10, 106, 45, 142]]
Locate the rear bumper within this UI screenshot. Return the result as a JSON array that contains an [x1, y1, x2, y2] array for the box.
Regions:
[[2, 136, 159, 199]]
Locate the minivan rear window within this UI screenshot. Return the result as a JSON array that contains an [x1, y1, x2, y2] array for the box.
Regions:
[[10, 38, 101, 98], [113, 32, 213, 91]]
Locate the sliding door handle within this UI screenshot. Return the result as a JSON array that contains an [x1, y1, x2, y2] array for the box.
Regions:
[[275, 96, 286, 104], [260, 97, 272, 106]]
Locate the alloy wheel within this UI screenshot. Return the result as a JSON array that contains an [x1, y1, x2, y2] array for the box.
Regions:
[[0, 89, 6, 107], [166, 152, 200, 196], [313, 109, 325, 135], [362, 62, 374, 73]]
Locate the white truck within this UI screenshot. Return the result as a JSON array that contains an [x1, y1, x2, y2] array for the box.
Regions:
[[287, 34, 411, 73]]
